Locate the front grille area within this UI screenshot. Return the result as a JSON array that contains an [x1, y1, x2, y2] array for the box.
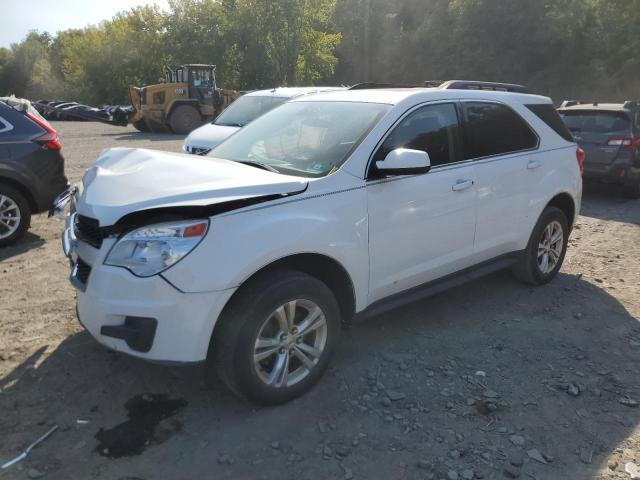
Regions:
[[190, 146, 211, 155], [75, 258, 92, 286], [74, 215, 107, 248]]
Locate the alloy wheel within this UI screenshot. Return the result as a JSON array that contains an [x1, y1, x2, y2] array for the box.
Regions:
[[537, 220, 563, 274], [0, 194, 21, 240], [253, 299, 328, 388]]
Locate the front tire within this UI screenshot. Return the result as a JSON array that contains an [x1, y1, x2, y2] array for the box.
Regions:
[[0, 184, 30, 247], [211, 270, 341, 405], [132, 119, 149, 132], [513, 206, 569, 285]]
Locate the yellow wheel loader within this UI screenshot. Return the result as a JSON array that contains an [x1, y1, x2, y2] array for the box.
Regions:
[[129, 64, 241, 134], [35, 64, 241, 134]]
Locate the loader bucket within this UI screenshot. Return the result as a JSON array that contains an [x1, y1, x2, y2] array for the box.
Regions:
[[128, 86, 144, 125]]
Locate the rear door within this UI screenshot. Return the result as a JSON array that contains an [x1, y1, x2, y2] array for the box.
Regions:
[[462, 101, 541, 263], [560, 110, 632, 170]]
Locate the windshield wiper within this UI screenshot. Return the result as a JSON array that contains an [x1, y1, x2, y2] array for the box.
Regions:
[[216, 122, 244, 127], [235, 160, 280, 173]]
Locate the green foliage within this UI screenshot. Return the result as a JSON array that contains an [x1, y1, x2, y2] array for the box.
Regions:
[[2, 0, 639, 104], [333, 0, 640, 101], [0, 0, 341, 103]]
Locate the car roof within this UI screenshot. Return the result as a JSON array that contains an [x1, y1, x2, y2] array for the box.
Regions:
[[244, 86, 346, 99], [558, 103, 631, 113], [289, 87, 552, 105]]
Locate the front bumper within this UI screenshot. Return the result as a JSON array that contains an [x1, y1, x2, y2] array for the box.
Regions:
[[60, 214, 236, 363]]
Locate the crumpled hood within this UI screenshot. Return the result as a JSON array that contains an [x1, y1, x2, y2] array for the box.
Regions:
[[76, 148, 307, 226], [184, 123, 240, 151]]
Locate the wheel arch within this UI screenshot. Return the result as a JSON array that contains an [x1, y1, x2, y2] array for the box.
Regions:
[[216, 253, 357, 334], [546, 192, 576, 228], [0, 174, 37, 212]]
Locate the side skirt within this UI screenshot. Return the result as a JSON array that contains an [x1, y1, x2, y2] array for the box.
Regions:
[[357, 251, 523, 321]]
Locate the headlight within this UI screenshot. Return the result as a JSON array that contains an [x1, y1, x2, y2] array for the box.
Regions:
[[104, 219, 209, 277]]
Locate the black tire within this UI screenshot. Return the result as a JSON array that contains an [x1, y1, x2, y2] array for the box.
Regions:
[[0, 183, 31, 247], [169, 105, 202, 134], [132, 119, 149, 132], [143, 117, 170, 134], [512, 206, 569, 285], [210, 270, 341, 405]]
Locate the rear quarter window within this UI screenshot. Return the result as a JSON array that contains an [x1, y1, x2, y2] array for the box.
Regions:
[[526, 104, 574, 142], [463, 102, 538, 159]]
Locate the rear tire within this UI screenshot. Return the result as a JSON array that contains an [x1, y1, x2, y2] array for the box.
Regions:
[[169, 105, 202, 134], [210, 270, 341, 405], [0, 183, 31, 247], [625, 181, 640, 199], [512, 206, 569, 285]]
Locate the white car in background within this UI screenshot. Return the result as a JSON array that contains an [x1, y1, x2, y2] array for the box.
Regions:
[[183, 86, 345, 155], [56, 82, 582, 405]]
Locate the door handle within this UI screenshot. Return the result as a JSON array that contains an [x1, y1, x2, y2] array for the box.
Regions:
[[527, 160, 542, 170], [452, 179, 474, 191]]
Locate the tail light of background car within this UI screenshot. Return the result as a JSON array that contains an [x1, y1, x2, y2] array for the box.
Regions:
[[576, 147, 585, 175], [607, 136, 640, 151], [26, 113, 62, 151]]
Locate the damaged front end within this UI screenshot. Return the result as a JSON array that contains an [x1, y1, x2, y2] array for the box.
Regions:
[[56, 147, 308, 291]]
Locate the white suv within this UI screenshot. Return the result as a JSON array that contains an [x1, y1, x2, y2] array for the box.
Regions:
[[57, 84, 582, 404]]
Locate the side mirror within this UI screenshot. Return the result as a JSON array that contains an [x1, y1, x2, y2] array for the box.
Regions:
[[375, 148, 431, 176]]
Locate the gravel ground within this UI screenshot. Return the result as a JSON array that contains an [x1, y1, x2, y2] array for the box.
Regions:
[[1, 121, 640, 480]]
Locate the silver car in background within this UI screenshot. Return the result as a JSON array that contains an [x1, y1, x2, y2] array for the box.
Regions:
[[182, 86, 345, 155]]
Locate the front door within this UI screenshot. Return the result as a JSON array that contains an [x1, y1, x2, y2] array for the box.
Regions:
[[367, 102, 478, 303]]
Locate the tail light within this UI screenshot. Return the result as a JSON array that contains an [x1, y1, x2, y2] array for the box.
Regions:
[[26, 113, 62, 151], [607, 136, 640, 151], [576, 147, 585, 175]]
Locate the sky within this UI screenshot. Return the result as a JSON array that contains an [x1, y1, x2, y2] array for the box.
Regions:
[[0, 0, 169, 48]]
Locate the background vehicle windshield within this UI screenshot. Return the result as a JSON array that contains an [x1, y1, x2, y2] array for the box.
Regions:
[[214, 96, 288, 127], [560, 111, 631, 133], [210, 101, 390, 177]]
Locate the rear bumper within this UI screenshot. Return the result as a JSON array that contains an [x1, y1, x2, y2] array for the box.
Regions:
[[32, 150, 68, 212], [583, 158, 640, 186]]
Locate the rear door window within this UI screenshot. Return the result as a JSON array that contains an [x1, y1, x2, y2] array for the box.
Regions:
[[560, 111, 631, 134], [463, 102, 538, 159]]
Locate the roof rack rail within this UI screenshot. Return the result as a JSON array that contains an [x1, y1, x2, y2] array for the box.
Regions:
[[560, 100, 581, 108], [439, 80, 530, 94], [348, 82, 424, 90], [623, 100, 638, 109]]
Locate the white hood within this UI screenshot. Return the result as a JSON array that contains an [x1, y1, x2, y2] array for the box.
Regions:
[[184, 123, 240, 151], [77, 148, 307, 226]]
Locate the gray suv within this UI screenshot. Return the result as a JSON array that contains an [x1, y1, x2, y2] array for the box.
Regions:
[[559, 100, 640, 197]]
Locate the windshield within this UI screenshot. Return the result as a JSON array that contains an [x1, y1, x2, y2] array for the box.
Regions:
[[209, 101, 390, 177], [560, 111, 631, 133], [214, 95, 288, 127]]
